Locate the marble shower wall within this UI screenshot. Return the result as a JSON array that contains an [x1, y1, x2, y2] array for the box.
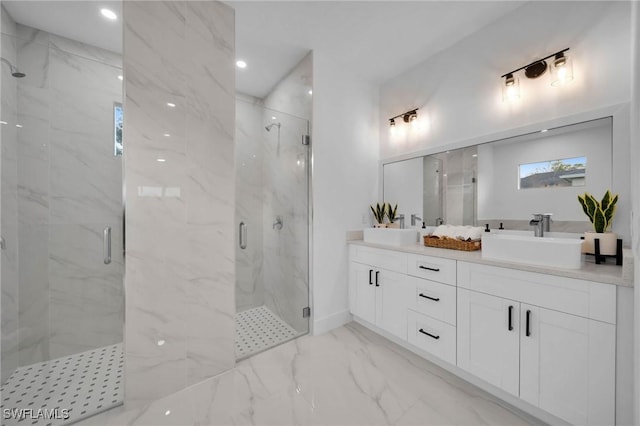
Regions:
[[261, 53, 312, 333], [1, 6, 19, 382], [235, 95, 264, 312], [123, 1, 235, 406]]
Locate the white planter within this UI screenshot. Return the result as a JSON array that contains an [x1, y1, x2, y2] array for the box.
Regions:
[[582, 231, 618, 255]]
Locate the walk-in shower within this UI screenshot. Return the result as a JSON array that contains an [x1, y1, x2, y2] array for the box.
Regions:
[[1, 5, 124, 424], [235, 99, 311, 359]]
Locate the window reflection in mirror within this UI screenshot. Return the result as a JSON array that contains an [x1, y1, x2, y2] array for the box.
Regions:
[[518, 156, 586, 189]]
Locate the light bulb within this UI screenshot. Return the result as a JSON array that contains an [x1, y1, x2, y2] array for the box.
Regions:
[[551, 53, 573, 87]]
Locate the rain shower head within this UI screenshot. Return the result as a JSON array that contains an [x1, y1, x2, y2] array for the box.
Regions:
[[265, 122, 281, 132], [1, 57, 26, 78]]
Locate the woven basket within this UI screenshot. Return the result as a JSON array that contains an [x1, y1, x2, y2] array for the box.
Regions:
[[423, 235, 481, 251]]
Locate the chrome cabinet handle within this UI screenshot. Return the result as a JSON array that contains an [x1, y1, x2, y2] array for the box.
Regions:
[[239, 222, 247, 250], [103, 226, 111, 264]]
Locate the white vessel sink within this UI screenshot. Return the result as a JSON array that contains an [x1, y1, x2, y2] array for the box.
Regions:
[[482, 234, 583, 269], [363, 228, 419, 246]]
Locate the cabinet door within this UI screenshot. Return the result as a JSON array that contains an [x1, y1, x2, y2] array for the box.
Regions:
[[457, 288, 519, 396], [520, 305, 615, 426], [349, 262, 376, 324], [375, 269, 411, 340]]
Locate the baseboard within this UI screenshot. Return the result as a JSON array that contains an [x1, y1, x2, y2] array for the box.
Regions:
[[312, 310, 352, 335]]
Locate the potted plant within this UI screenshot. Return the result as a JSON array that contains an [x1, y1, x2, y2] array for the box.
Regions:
[[386, 203, 400, 228], [370, 203, 387, 228], [577, 190, 619, 255]]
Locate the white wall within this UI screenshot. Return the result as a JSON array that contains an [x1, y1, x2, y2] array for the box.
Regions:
[[312, 51, 379, 334], [380, 2, 631, 159], [383, 157, 422, 225]]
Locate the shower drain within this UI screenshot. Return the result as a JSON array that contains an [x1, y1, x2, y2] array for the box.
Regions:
[[0, 343, 124, 426], [236, 306, 301, 358]]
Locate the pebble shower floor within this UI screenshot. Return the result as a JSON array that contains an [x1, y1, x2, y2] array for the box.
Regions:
[[236, 306, 301, 359], [0, 343, 123, 426]]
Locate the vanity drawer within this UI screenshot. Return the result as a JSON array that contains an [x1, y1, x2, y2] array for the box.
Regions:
[[349, 245, 407, 274], [409, 276, 456, 326], [407, 253, 456, 285], [408, 310, 456, 365]]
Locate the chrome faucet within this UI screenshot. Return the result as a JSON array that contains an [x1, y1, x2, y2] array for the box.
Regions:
[[396, 214, 405, 229], [435, 217, 444, 226], [410, 214, 422, 227], [530, 213, 552, 237]]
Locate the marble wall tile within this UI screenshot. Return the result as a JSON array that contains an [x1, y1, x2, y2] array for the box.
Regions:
[[48, 221, 124, 358], [235, 98, 265, 312], [1, 21, 20, 382], [124, 0, 235, 405]]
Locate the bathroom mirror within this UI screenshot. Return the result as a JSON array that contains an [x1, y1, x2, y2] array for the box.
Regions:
[[383, 116, 612, 227]]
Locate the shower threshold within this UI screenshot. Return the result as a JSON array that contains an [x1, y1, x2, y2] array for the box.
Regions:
[[0, 343, 123, 426], [236, 306, 305, 360]]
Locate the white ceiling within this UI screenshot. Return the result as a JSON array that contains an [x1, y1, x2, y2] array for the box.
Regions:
[[229, 1, 526, 98], [2, 1, 525, 99], [2, 1, 122, 54]]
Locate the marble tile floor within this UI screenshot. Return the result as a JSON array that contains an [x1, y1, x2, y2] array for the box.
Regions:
[[77, 322, 543, 426], [236, 306, 302, 359], [1, 343, 123, 426]]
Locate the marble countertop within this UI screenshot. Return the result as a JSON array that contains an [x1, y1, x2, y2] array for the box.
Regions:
[[347, 233, 634, 287]]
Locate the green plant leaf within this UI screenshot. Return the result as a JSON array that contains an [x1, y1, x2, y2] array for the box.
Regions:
[[602, 194, 618, 231], [601, 190, 611, 212], [578, 195, 590, 219], [583, 193, 598, 223], [593, 206, 606, 233], [386, 203, 398, 223]]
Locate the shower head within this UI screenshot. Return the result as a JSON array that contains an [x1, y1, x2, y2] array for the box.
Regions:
[[265, 123, 281, 132], [1, 57, 26, 78]]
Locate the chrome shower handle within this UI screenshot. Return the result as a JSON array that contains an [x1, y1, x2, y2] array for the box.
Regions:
[[103, 226, 111, 264], [239, 222, 247, 250]]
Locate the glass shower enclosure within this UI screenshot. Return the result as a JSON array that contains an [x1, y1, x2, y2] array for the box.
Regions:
[[1, 10, 124, 425], [235, 100, 310, 359]]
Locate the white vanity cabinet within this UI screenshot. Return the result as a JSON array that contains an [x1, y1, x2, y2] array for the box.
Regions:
[[457, 261, 616, 426], [349, 246, 412, 340], [348, 242, 625, 425]]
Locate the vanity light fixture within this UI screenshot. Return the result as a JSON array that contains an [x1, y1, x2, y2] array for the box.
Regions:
[[501, 48, 572, 98], [388, 108, 418, 127]]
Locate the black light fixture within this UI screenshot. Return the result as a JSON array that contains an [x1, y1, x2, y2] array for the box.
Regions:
[[501, 48, 573, 100], [388, 108, 418, 126]]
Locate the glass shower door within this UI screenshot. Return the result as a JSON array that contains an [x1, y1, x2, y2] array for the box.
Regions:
[[235, 102, 310, 359]]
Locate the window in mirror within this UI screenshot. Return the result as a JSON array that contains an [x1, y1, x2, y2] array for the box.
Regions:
[[114, 102, 123, 156], [518, 156, 586, 189]]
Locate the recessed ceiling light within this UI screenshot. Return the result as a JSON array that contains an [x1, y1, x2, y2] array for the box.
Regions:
[[541, 129, 548, 133], [15, 124, 22, 128], [117, 75, 123, 81], [0, 121, 7, 125], [157, 339, 165, 346], [472, 154, 478, 158], [157, 158, 166, 163], [236, 60, 247, 69], [163, 133, 171, 137], [100, 8, 118, 20], [166, 102, 176, 108], [308, 89, 313, 95], [165, 410, 171, 416]]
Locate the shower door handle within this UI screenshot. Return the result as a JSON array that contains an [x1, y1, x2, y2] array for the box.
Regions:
[[239, 222, 247, 250], [103, 226, 112, 264]]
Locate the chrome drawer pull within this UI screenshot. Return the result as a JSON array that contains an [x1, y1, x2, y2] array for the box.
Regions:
[[418, 328, 440, 340], [418, 265, 440, 272], [418, 293, 440, 302]]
